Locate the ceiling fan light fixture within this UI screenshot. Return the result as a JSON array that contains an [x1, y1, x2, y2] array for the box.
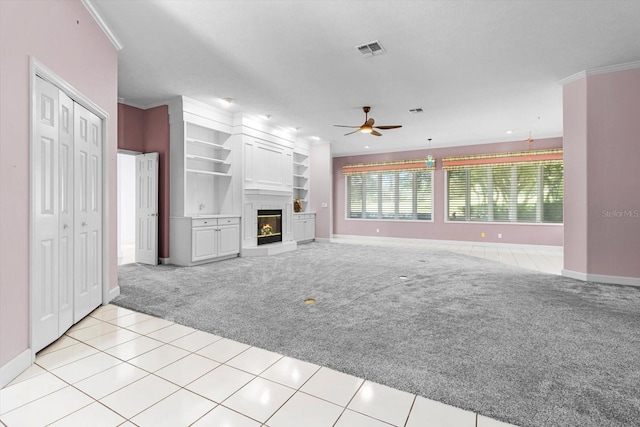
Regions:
[[360, 126, 373, 134]]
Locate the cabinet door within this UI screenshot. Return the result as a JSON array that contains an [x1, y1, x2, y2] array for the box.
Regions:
[[304, 219, 315, 240], [218, 224, 239, 257], [192, 226, 217, 261], [293, 220, 305, 241]]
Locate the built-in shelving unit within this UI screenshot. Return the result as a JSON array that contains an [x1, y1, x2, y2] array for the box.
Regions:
[[169, 96, 240, 266], [293, 151, 309, 212], [184, 124, 231, 182]]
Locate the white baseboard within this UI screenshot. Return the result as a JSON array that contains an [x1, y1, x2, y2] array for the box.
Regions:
[[159, 258, 170, 265], [0, 348, 34, 389], [106, 285, 120, 303], [562, 269, 640, 287], [314, 238, 330, 244]]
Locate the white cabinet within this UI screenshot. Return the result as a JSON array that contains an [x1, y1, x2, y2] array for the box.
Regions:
[[192, 226, 217, 261], [171, 216, 240, 266], [293, 213, 315, 243]]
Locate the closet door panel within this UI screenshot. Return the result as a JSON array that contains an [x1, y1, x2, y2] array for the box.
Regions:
[[74, 104, 94, 321], [58, 91, 74, 333], [88, 113, 103, 307], [32, 77, 60, 353]]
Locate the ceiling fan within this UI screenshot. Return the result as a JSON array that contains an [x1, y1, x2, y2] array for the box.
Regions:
[[334, 106, 402, 136]]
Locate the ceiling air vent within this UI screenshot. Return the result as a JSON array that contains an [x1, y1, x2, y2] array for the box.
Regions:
[[408, 108, 424, 114], [356, 40, 386, 57]]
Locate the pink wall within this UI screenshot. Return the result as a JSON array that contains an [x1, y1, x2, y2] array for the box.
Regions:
[[117, 104, 171, 259], [333, 138, 564, 246], [585, 69, 640, 277], [563, 79, 589, 273], [0, 0, 118, 368], [310, 142, 332, 239], [118, 103, 145, 152]]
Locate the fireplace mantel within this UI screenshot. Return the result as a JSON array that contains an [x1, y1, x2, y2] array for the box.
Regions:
[[244, 188, 293, 197]]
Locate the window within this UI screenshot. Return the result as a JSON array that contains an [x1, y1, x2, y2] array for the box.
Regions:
[[347, 170, 433, 220], [446, 164, 563, 223]]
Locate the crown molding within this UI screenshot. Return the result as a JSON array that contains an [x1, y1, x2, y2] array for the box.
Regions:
[[558, 60, 640, 86], [81, 0, 123, 51]]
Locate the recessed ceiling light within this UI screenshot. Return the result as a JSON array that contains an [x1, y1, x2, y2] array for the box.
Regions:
[[311, 136, 320, 141], [221, 97, 233, 106], [364, 145, 370, 149], [505, 130, 514, 134]]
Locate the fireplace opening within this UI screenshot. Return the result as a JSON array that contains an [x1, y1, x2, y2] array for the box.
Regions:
[[257, 209, 282, 245]]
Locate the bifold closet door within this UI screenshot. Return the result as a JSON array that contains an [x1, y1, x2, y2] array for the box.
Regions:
[[32, 77, 103, 352], [73, 103, 103, 322]]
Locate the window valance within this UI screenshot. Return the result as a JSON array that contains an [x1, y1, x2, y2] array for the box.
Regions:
[[342, 159, 435, 176], [442, 148, 563, 171]]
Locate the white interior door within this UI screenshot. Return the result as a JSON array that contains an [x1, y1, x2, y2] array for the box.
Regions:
[[32, 77, 60, 352], [73, 103, 103, 322], [135, 153, 159, 265]]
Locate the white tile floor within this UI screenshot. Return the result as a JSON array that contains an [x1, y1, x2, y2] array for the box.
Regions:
[[0, 303, 519, 427], [2, 239, 553, 426]]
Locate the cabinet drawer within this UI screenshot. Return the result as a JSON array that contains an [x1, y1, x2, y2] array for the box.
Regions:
[[218, 217, 240, 225], [296, 214, 315, 221], [193, 218, 216, 227]]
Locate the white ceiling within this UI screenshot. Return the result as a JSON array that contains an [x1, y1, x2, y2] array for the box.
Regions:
[[91, 0, 640, 156]]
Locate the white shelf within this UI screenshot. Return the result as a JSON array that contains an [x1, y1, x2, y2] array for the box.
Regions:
[[186, 138, 230, 151], [293, 148, 310, 212], [186, 169, 231, 177], [186, 154, 230, 165]]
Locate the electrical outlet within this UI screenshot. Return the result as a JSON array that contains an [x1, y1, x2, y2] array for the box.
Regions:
[[498, 233, 502, 239], [376, 228, 380, 233], [481, 232, 485, 238], [322, 202, 328, 208]]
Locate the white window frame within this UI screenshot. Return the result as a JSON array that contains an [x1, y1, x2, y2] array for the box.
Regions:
[[345, 170, 434, 222], [444, 165, 563, 225]]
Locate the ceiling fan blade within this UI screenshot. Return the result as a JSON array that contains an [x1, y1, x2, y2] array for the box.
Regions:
[[374, 125, 402, 130], [334, 125, 361, 128], [344, 129, 362, 136], [365, 118, 375, 127], [371, 130, 382, 136]]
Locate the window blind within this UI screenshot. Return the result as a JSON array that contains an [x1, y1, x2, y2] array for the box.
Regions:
[[347, 170, 433, 220], [446, 163, 563, 223]]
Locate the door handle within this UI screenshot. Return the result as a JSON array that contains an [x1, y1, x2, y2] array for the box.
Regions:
[[81, 222, 87, 227], [63, 224, 69, 229]]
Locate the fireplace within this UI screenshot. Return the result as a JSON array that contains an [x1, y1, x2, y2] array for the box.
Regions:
[[257, 209, 282, 245]]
